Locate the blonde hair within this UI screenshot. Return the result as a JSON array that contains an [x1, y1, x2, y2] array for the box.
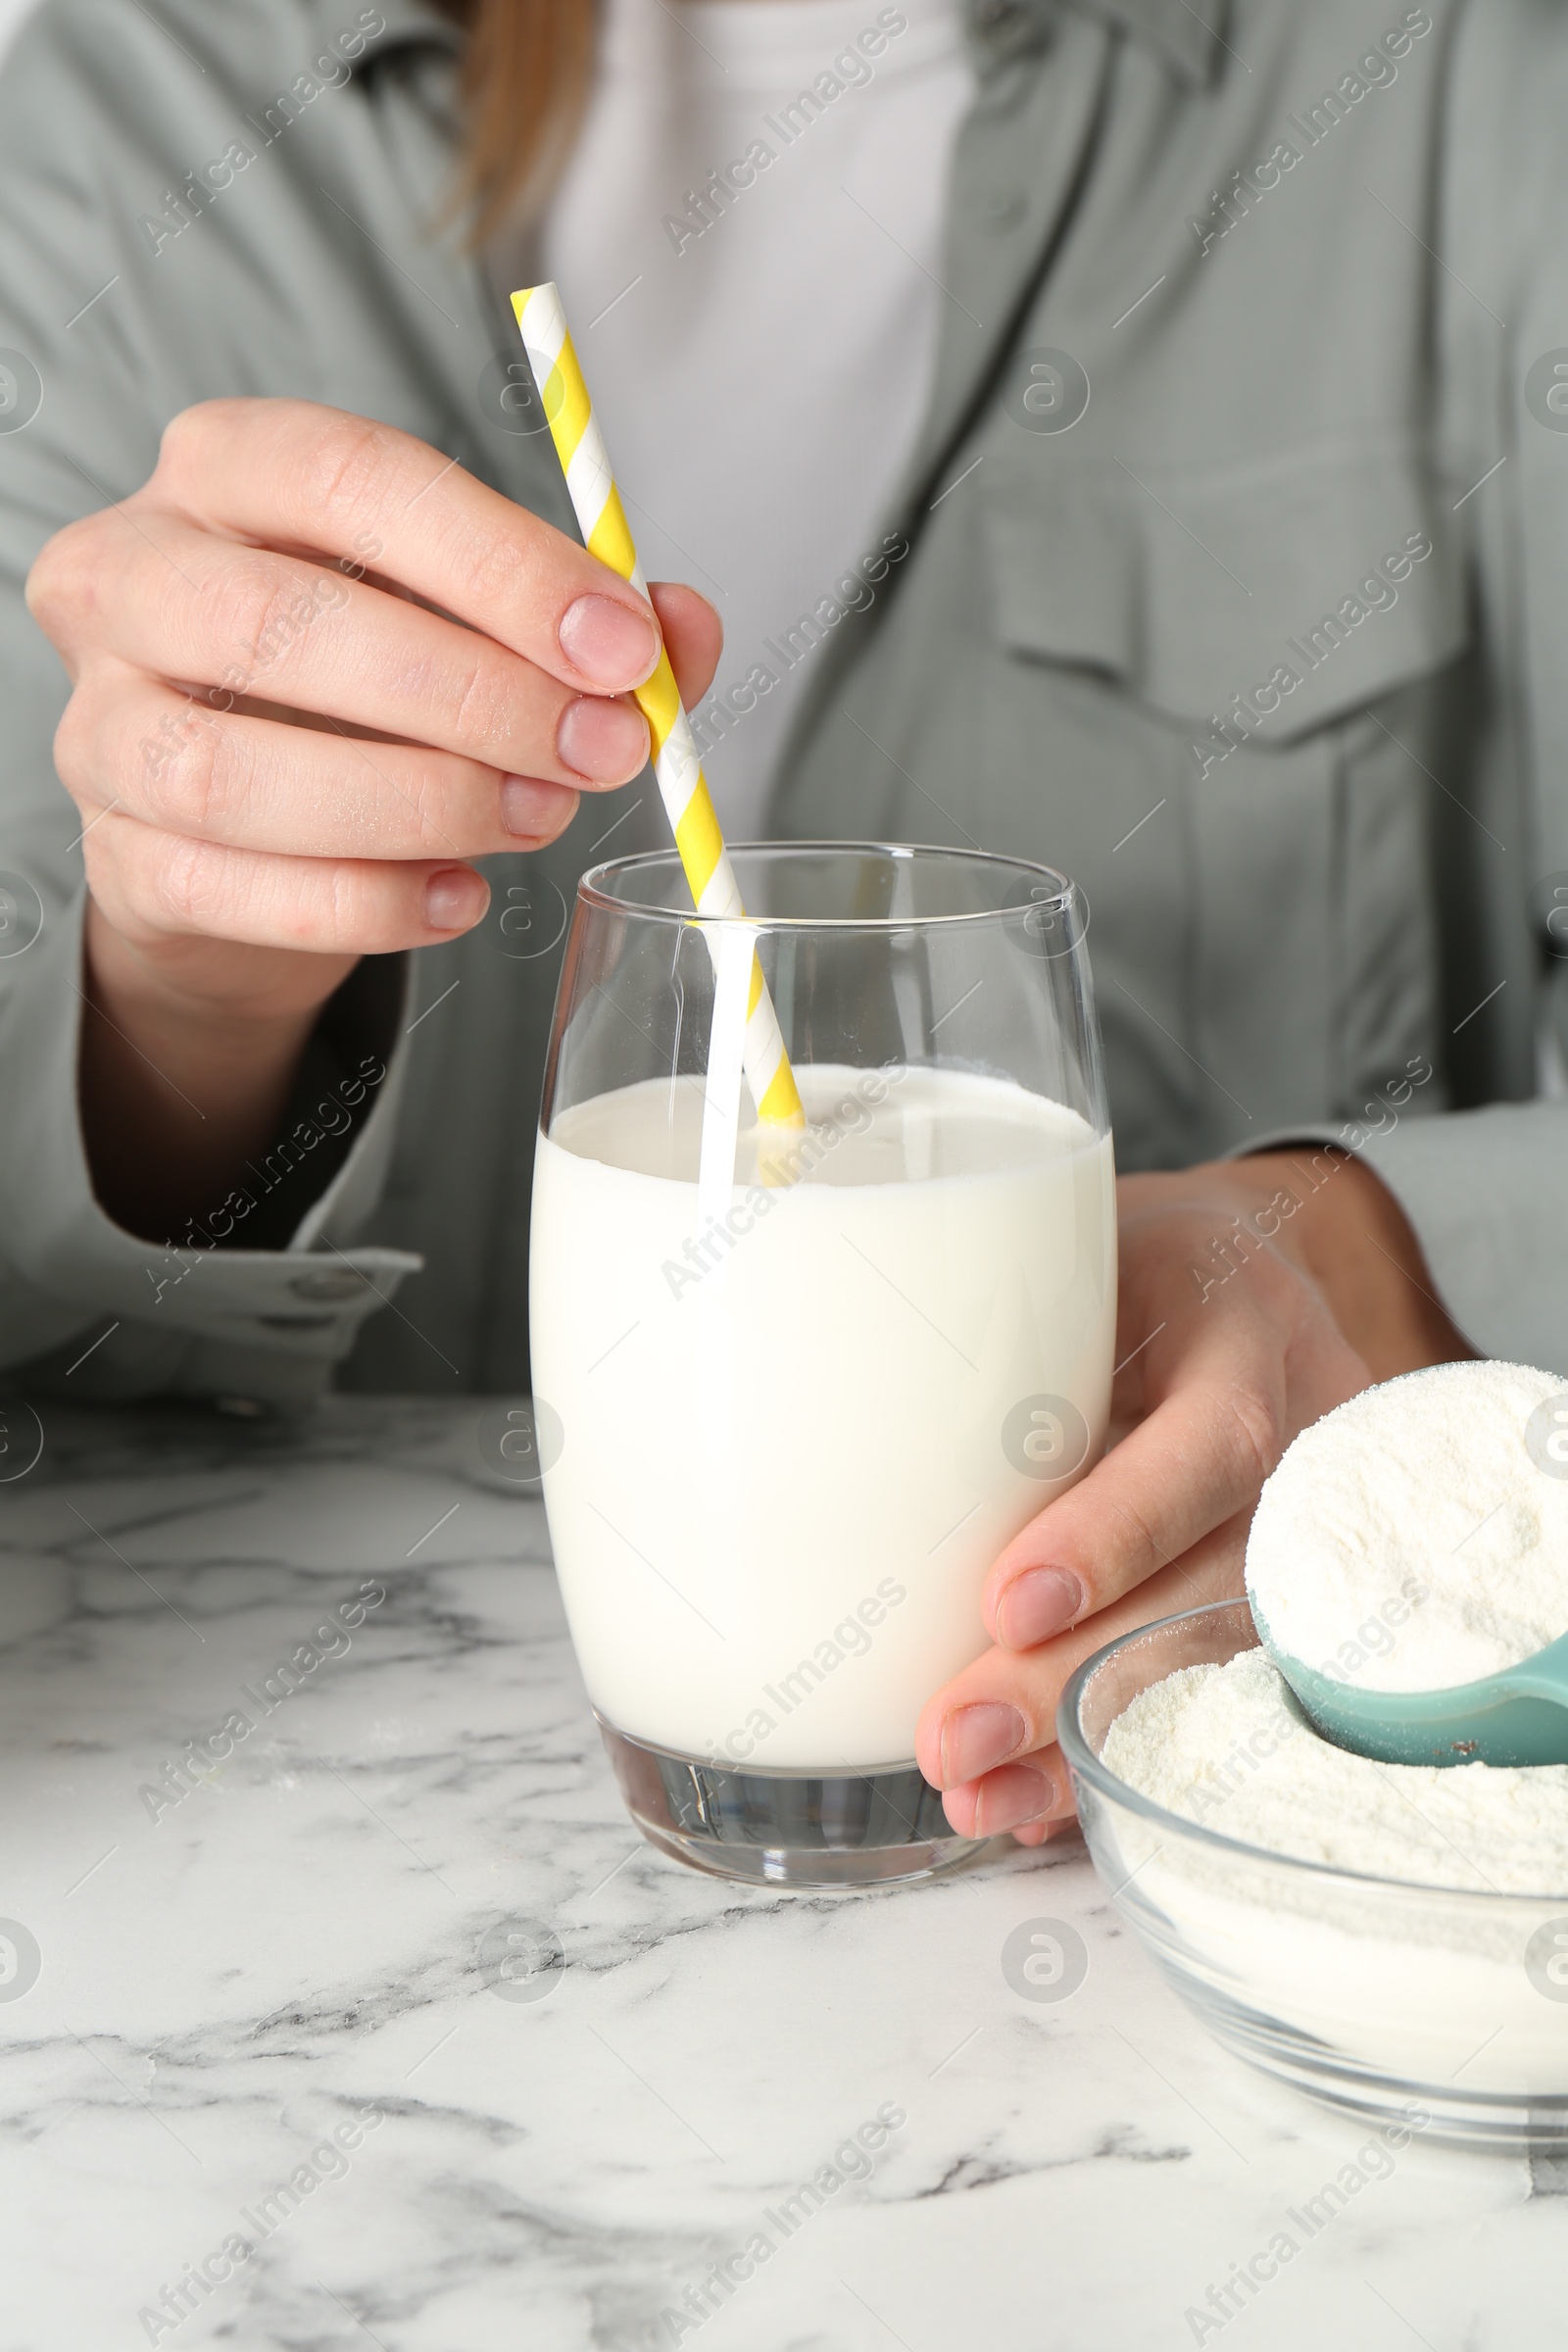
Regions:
[[444, 0, 598, 245]]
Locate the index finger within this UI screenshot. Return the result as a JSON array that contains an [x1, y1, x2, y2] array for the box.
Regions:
[[985, 1240, 1366, 1649], [985, 1326, 1286, 1650], [984, 1246, 1313, 1653], [151, 399, 664, 694]]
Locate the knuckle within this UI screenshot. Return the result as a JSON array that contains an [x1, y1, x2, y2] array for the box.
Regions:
[[211, 557, 318, 687], [319, 859, 396, 955], [154, 401, 208, 485], [50, 686, 96, 790], [446, 518, 528, 614], [145, 830, 224, 932], [141, 706, 241, 838], [153, 400, 230, 501], [436, 643, 509, 745], [79, 826, 127, 918], [25, 514, 102, 641], [1106, 1491, 1167, 1583], [1223, 1380, 1284, 1491], [154, 398, 260, 499], [55, 672, 152, 807], [398, 758, 473, 854], [445, 651, 490, 735], [299, 413, 400, 535], [325, 860, 356, 949]]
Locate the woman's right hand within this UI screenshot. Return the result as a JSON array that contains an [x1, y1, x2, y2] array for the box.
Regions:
[[25, 399, 720, 1230]]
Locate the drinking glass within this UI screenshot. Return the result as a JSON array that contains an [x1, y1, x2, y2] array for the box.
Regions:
[[529, 843, 1114, 1886]]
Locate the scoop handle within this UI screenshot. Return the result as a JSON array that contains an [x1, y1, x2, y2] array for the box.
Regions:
[[1498, 1629, 1568, 1706]]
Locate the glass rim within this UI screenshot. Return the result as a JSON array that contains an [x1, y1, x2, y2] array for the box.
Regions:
[[575, 839, 1077, 932], [1058, 1599, 1568, 1909]]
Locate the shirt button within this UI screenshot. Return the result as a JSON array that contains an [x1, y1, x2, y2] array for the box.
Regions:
[[981, 190, 1025, 227], [288, 1269, 367, 1302], [975, 0, 1021, 24]]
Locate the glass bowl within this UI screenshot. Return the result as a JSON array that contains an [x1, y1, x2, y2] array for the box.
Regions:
[[1057, 1599, 1568, 2149]]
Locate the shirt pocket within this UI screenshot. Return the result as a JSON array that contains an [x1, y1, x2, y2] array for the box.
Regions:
[[975, 434, 1469, 1161]]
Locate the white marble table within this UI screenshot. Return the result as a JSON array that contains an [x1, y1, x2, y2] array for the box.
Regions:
[[0, 1395, 1561, 2352]]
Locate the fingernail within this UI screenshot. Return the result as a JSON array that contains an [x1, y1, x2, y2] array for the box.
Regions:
[[559, 594, 660, 689], [997, 1567, 1085, 1650], [941, 1701, 1026, 1786], [423, 866, 488, 933], [501, 776, 575, 839], [974, 1764, 1056, 1838], [557, 695, 651, 784]]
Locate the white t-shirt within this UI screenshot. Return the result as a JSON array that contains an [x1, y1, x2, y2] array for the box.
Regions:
[[536, 0, 973, 837]]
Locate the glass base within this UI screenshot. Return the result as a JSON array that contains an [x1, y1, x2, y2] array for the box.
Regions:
[[598, 1716, 987, 1888]]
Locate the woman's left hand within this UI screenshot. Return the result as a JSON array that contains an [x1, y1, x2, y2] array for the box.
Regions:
[[914, 1148, 1473, 1842]]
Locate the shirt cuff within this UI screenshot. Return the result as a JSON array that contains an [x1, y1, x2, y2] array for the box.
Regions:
[[0, 887, 421, 1412], [1234, 1102, 1568, 1377]]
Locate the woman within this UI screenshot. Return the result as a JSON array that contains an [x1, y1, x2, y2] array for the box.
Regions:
[[0, 0, 1556, 1839]]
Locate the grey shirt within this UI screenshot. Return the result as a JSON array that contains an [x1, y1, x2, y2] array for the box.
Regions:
[[0, 0, 1565, 1407]]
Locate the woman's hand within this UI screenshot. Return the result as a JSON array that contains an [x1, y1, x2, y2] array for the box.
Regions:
[[915, 1148, 1474, 1842], [25, 398, 720, 1231]]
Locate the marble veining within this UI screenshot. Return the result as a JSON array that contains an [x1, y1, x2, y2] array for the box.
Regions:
[[0, 1396, 1559, 2352]]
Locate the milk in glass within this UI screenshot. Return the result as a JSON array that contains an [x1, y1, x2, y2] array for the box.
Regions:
[[530, 1062, 1115, 1769]]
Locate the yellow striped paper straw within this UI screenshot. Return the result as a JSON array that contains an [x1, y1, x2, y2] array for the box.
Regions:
[[512, 282, 806, 1139]]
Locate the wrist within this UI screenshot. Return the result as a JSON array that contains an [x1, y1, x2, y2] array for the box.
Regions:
[[1234, 1146, 1472, 1380], [84, 899, 349, 1053], [80, 902, 345, 1239]]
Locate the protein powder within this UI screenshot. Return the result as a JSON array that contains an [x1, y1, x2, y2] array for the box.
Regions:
[[1246, 1359, 1568, 1691], [1103, 1646, 1568, 1895]]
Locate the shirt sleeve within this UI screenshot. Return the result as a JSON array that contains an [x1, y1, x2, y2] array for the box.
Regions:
[[0, 881, 422, 1413], [1339, 1107, 1568, 1379], [1385, 2, 1568, 1382], [0, 0, 423, 1413], [1233, 1081, 1568, 1379]]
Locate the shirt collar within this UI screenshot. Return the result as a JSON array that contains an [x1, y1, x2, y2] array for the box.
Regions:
[[1078, 0, 1229, 83], [313, 0, 460, 60], [967, 0, 1228, 87], [330, 0, 1227, 86]]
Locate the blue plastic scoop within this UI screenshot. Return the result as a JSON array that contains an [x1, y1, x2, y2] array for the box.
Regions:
[[1250, 1602, 1568, 1769]]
